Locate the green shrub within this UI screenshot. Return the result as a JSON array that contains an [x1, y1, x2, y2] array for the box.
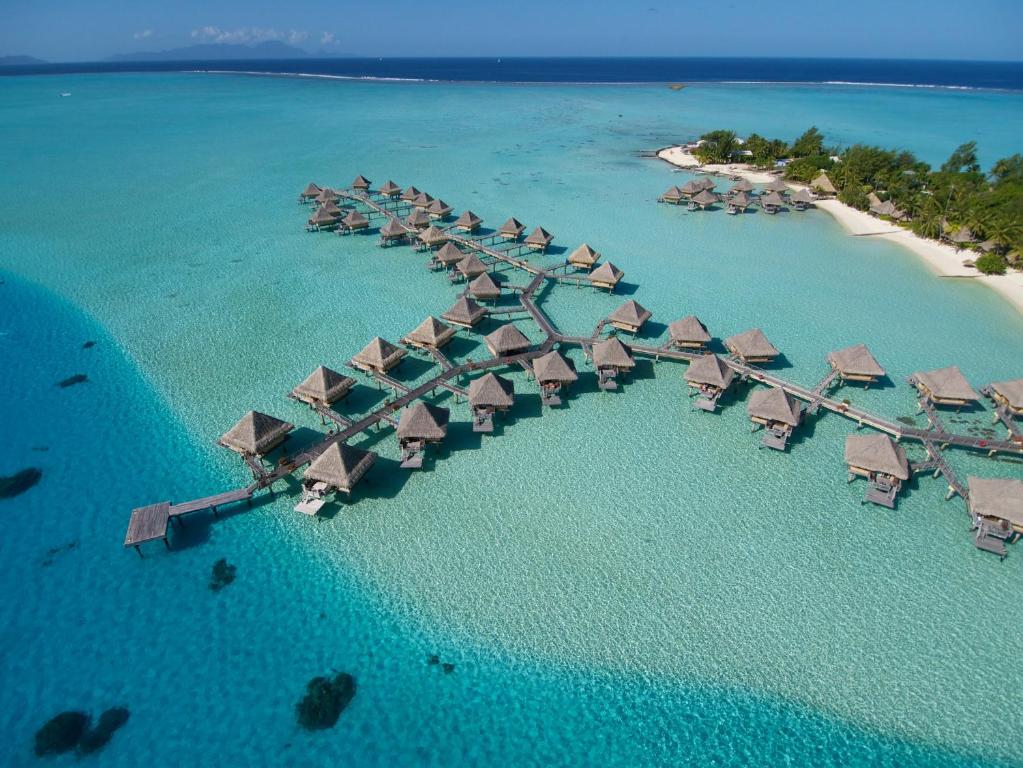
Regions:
[[974, 253, 1007, 275]]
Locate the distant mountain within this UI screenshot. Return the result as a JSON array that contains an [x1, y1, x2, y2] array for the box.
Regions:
[[0, 55, 47, 66], [108, 40, 310, 63]]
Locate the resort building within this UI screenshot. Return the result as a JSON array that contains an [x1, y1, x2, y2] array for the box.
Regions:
[[987, 379, 1023, 416], [912, 366, 979, 409], [684, 354, 735, 411], [532, 350, 578, 406], [747, 388, 802, 451], [351, 337, 407, 373], [400, 185, 422, 203], [300, 182, 322, 200], [524, 226, 554, 252], [296, 443, 377, 515], [567, 243, 601, 270], [308, 205, 341, 229], [468, 372, 515, 433], [789, 188, 814, 211], [455, 253, 488, 281], [725, 328, 780, 364], [396, 402, 450, 469], [315, 187, 339, 204], [827, 344, 886, 386], [218, 411, 294, 458], [762, 178, 789, 195], [291, 366, 356, 406], [341, 210, 370, 232], [405, 209, 431, 230], [591, 336, 635, 390], [434, 242, 466, 269], [484, 324, 531, 357], [810, 171, 837, 197], [608, 300, 652, 334], [468, 272, 502, 301], [377, 180, 401, 198], [441, 296, 487, 328], [379, 218, 408, 245], [427, 199, 454, 219], [729, 179, 754, 194], [453, 210, 483, 232], [588, 261, 624, 292], [660, 186, 685, 205], [759, 191, 785, 214], [726, 191, 752, 214], [351, 175, 372, 192], [844, 433, 910, 508], [498, 217, 525, 240], [412, 191, 435, 209], [689, 189, 719, 210], [417, 225, 448, 248], [668, 315, 712, 350], [402, 316, 457, 351], [968, 476, 1023, 556]]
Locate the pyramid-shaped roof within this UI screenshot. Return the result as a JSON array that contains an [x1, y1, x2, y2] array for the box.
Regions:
[[343, 210, 369, 228], [533, 351, 578, 384], [305, 442, 377, 491], [418, 225, 448, 246], [669, 315, 712, 344], [378, 180, 401, 196], [684, 354, 734, 389], [525, 226, 554, 246], [968, 477, 1023, 526], [498, 217, 525, 236], [468, 372, 515, 408], [454, 210, 483, 228], [568, 243, 601, 267], [380, 218, 407, 237], [844, 433, 909, 480], [353, 337, 406, 369], [441, 296, 487, 326], [608, 300, 652, 328], [747, 388, 801, 426], [592, 337, 635, 369], [435, 242, 465, 265], [406, 209, 431, 228], [400, 185, 421, 201], [292, 366, 356, 404], [827, 344, 885, 378], [726, 328, 779, 360], [405, 316, 456, 348], [352, 175, 371, 190], [219, 411, 294, 456], [990, 379, 1023, 410], [915, 366, 978, 401], [302, 182, 322, 197], [589, 261, 624, 286], [397, 402, 450, 441], [468, 272, 501, 299], [428, 199, 453, 215], [484, 324, 530, 356], [456, 253, 488, 278]]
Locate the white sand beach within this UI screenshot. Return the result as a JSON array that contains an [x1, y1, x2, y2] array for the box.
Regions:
[[657, 146, 1023, 315]]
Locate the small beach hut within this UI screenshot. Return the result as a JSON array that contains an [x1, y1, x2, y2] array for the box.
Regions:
[[427, 199, 454, 219], [442, 296, 487, 328], [660, 186, 685, 205], [351, 175, 371, 192], [291, 366, 356, 406], [810, 171, 837, 197], [867, 191, 883, 208], [844, 433, 910, 508], [412, 192, 435, 209], [589, 261, 624, 292], [498, 217, 525, 240], [300, 182, 322, 201], [747, 388, 802, 451], [468, 272, 502, 301], [827, 344, 886, 387], [987, 379, 1023, 416], [417, 225, 448, 248], [402, 316, 457, 351], [763, 178, 789, 195], [950, 227, 977, 247], [532, 350, 578, 407], [977, 239, 999, 254], [725, 328, 780, 364], [341, 210, 370, 232], [591, 336, 635, 390], [379, 218, 408, 245], [378, 180, 401, 198], [912, 366, 979, 409], [434, 242, 465, 268], [726, 191, 752, 214], [759, 191, 786, 214], [296, 443, 377, 515], [396, 402, 450, 469], [400, 185, 422, 203], [351, 337, 407, 374], [684, 354, 735, 411], [406, 209, 431, 230], [218, 411, 294, 458], [789, 188, 814, 211], [967, 477, 1023, 555], [308, 205, 341, 229], [524, 226, 554, 252], [689, 189, 719, 210], [668, 316, 712, 350], [484, 324, 531, 357], [453, 210, 483, 232], [468, 372, 515, 432], [608, 300, 652, 334], [567, 243, 601, 270]]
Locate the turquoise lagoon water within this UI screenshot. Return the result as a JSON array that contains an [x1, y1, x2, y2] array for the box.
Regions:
[[0, 73, 1022, 765]]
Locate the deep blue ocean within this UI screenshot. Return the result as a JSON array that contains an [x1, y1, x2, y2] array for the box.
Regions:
[[2, 56, 1022, 89]]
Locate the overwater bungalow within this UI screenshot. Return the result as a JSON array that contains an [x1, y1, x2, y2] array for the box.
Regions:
[[406, 209, 431, 230], [427, 199, 454, 219], [400, 185, 422, 203], [402, 316, 457, 351], [308, 205, 341, 229], [810, 171, 837, 197], [725, 328, 780, 364], [987, 379, 1023, 416], [689, 189, 719, 211], [759, 191, 785, 214], [351, 337, 407, 374], [660, 186, 685, 205], [968, 476, 1023, 556], [912, 366, 979, 409], [397, 402, 450, 469], [315, 187, 339, 204], [442, 296, 487, 328], [352, 175, 372, 192], [434, 242, 466, 269], [789, 188, 814, 211], [827, 344, 886, 387], [379, 218, 408, 245], [468, 272, 502, 301], [218, 411, 294, 458], [608, 300, 652, 334], [591, 336, 635, 390], [532, 350, 578, 406], [341, 210, 370, 233], [484, 323, 531, 357], [567, 243, 601, 270], [468, 372, 515, 433], [455, 253, 488, 281], [684, 354, 735, 411], [295, 442, 377, 515], [378, 180, 401, 198], [729, 179, 754, 194], [762, 178, 789, 195], [417, 225, 448, 248], [844, 433, 910, 508], [589, 261, 624, 292], [498, 217, 525, 240], [525, 226, 554, 252], [668, 315, 712, 350], [747, 388, 802, 451], [412, 192, 435, 209], [291, 365, 356, 406], [726, 191, 752, 214], [300, 182, 322, 201], [453, 210, 483, 232]]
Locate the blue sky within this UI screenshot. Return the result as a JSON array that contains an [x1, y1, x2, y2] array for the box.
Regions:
[[2, 0, 1021, 62]]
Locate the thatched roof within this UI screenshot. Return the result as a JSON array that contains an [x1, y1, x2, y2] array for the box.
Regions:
[[397, 402, 449, 441], [315, 188, 339, 203], [691, 189, 718, 207], [990, 379, 1023, 410], [760, 191, 785, 208], [442, 296, 486, 326], [468, 272, 502, 300], [428, 199, 453, 216], [730, 179, 754, 193], [456, 253, 488, 278], [405, 316, 456, 348], [589, 261, 624, 287], [533, 350, 578, 384], [305, 442, 376, 492], [468, 372, 515, 409], [680, 179, 705, 195], [871, 200, 896, 216], [697, 177, 716, 190], [968, 477, 1023, 526], [568, 243, 601, 267], [827, 344, 885, 378], [951, 226, 977, 244], [525, 226, 554, 246], [730, 191, 753, 207], [747, 387, 801, 426], [867, 192, 882, 208], [219, 411, 294, 456], [412, 191, 435, 208], [309, 206, 340, 226], [608, 300, 652, 329], [292, 366, 356, 404], [844, 433, 909, 480], [484, 323, 530, 356], [435, 242, 465, 265], [380, 218, 408, 238], [661, 186, 684, 202], [726, 328, 779, 360], [343, 210, 369, 228], [301, 182, 322, 198], [353, 337, 407, 370], [498, 217, 525, 236], [669, 315, 711, 345], [810, 171, 836, 194], [915, 366, 978, 402], [418, 225, 448, 246], [763, 178, 789, 193], [352, 175, 371, 190], [789, 188, 814, 204], [400, 185, 421, 202], [977, 239, 999, 253], [378, 180, 401, 196], [592, 337, 635, 369], [454, 210, 483, 229], [406, 209, 431, 228], [684, 354, 734, 389]]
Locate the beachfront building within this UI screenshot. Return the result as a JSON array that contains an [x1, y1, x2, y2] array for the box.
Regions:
[[949, 227, 977, 248], [668, 315, 712, 350], [810, 171, 837, 197], [291, 366, 356, 407], [589, 262, 624, 292], [525, 226, 555, 252], [468, 372, 515, 433], [987, 379, 1023, 416], [747, 388, 802, 451], [406, 209, 431, 230], [608, 300, 652, 334], [759, 191, 786, 214], [402, 316, 457, 351], [351, 337, 407, 374], [455, 253, 488, 282], [498, 217, 526, 240], [484, 323, 531, 357], [592, 336, 635, 390], [427, 199, 454, 219], [351, 175, 372, 192], [968, 477, 1023, 556], [660, 186, 685, 205], [417, 225, 448, 249], [532, 350, 578, 407], [453, 210, 483, 232], [396, 402, 450, 469], [790, 188, 814, 211], [684, 354, 735, 412], [689, 189, 719, 211], [827, 344, 886, 387], [725, 328, 780, 364], [844, 433, 910, 508], [468, 272, 502, 301], [295, 442, 377, 515], [218, 411, 294, 459], [377, 180, 401, 198], [726, 191, 753, 214], [912, 366, 979, 409], [442, 296, 487, 329], [567, 243, 601, 271], [379, 218, 408, 246]]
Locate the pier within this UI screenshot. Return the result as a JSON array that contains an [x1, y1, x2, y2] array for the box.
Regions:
[[125, 177, 1023, 557]]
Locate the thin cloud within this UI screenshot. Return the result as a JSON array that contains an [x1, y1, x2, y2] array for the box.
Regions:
[[133, 29, 153, 40], [320, 31, 338, 48], [190, 26, 309, 46]]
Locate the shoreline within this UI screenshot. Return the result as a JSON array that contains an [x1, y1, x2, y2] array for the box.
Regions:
[[656, 146, 1023, 316]]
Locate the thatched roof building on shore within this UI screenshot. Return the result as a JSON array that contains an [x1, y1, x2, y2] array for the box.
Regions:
[[352, 337, 407, 373], [827, 344, 885, 385], [913, 366, 979, 407], [453, 210, 483, 232], [498, 217, 525, 240], [668, 316, 711, 349], [402, 316, 457, 350], [218, 411, 294, 457], [291, 366, 356, 406], [525, 226, 554, 251], [988, 379, 1023, 415], [468, 272, 502, 301], [725, 328, 780, 363], [304, 442, 377, 496], [810, 171, 837, 196], [442, 296, 487, 328], [567, 243, 601, 270], [608, 300, 652, 334], [589, 261, 624, 292], [484, 324, 531, 357]]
